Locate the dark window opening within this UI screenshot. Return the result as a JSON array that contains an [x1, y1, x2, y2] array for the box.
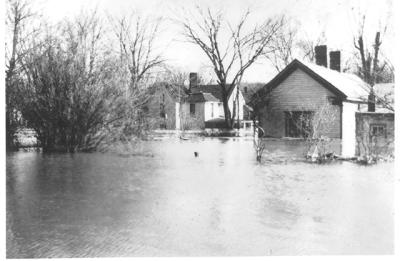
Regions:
[[370, 124, 386, 138], [285, 111, 314, 138], [190, 103, 195, 115]]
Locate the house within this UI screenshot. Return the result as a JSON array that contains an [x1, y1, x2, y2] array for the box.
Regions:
[[144, 82, 187, 130], [145, 74, 249, 131], [253, 45, 371, 157], [179, 72, 246, 129]]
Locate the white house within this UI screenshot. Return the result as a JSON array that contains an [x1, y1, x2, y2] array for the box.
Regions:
[[178, 73, 246, 129]]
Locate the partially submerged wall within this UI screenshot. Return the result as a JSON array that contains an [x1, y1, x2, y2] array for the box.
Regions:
[[355, 112, 394, 157]]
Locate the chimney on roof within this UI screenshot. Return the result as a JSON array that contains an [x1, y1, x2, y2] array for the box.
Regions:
[[315, 45, 327, 67], [329, 51, 341, 72], [189, 72, 198, 90], [368, 92, 375, 112]]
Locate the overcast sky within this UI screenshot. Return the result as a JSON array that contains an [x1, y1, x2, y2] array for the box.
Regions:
[[31, 0, 394, 83]]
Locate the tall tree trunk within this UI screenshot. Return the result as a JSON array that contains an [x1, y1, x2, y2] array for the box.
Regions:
[[220, 84, 232, 129]]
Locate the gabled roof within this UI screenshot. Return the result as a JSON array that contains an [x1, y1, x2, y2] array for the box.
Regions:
[[185, 92, 220, 103], [191, 85, 223, 101], [147, 82, 189, 102], [190, 83, 237, 102], [239, 83, 265, 103], [261, 59, 370, 101]]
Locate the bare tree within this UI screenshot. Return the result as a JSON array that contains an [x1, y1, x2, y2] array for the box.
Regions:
[[5, 0, 36, 150], [296, 32, 326, 63], [14, 12, 144, 152], [180, 7, 283, 128], [266, 16, 298, 72], [265, 16, 327, 72], [352, 14, 394, 85], [109, 11, 164, 91]]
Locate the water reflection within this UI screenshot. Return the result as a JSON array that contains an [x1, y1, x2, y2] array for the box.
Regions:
[[7, 138, 394, 257]]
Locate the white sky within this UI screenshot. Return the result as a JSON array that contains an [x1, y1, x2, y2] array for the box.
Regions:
[[29, 0, 395, 82]]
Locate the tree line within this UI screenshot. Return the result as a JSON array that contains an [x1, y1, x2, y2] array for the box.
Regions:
[[5, 0, 394, 152]]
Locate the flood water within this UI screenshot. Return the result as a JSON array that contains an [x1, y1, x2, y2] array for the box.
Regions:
[[6, 138, 394, 257]]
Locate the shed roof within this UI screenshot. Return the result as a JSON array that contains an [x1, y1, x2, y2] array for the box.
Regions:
[[190, 85, 223, 101], [260, 59, 370, 102], [239, 83, 265, 103], [147, 82, 189, 102], [190, 83, 237, 102], [185, 92, 220, 103]]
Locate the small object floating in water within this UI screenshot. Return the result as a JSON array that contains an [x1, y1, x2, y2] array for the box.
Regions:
[[194, 152, 199, 157], [179, 136, 189, 140]]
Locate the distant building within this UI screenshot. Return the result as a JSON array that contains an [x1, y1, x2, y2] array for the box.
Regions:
[[144, 82, 187, 130], [145, 74, 251, 131], [179, 72, 247, 129], [253, 46, 373, 157]]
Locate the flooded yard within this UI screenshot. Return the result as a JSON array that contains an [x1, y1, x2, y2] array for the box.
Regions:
[[6, 138, 394, 257]]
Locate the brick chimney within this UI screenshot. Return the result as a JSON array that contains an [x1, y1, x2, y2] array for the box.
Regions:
[[315, 45, 327, 67], [329, 51, 341, 72], [368, 92, 375, 112], [189, 72, 198, 90]]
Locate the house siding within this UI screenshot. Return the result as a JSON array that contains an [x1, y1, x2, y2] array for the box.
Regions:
[[204, 102, 224, 121], [341, 102, 358, 157], [355, 112, 394, 156], [180, 102, 205, 129], [179, 85, 245, 129], [259, 68, 341, 138], [146, 86, 177, 129], [228, 86, 245, 121]]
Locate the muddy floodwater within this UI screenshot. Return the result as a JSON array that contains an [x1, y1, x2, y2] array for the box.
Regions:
[[6, 138, 394, 257]]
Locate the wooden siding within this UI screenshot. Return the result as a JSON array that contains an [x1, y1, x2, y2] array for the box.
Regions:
[[146, 86, 177, 129], [180, 102, 205, 129], [260, 68, 341, 138], [355, 112, 394, 156]]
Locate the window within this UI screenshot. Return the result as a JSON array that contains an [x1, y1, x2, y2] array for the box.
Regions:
[[211, 103, 214, 118], [190, 103, 195, 115], [370, 124, 386, 138], [285, 111, 314, 138]]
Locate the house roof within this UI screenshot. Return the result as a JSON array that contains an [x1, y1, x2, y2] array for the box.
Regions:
[[190, 85, 224, 101], [190, 83, 237, 102], [185, 92, 220, 103], [147, 82, 189, 102], [260, 59, 370, 102], [239, 83, 265, 103]]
